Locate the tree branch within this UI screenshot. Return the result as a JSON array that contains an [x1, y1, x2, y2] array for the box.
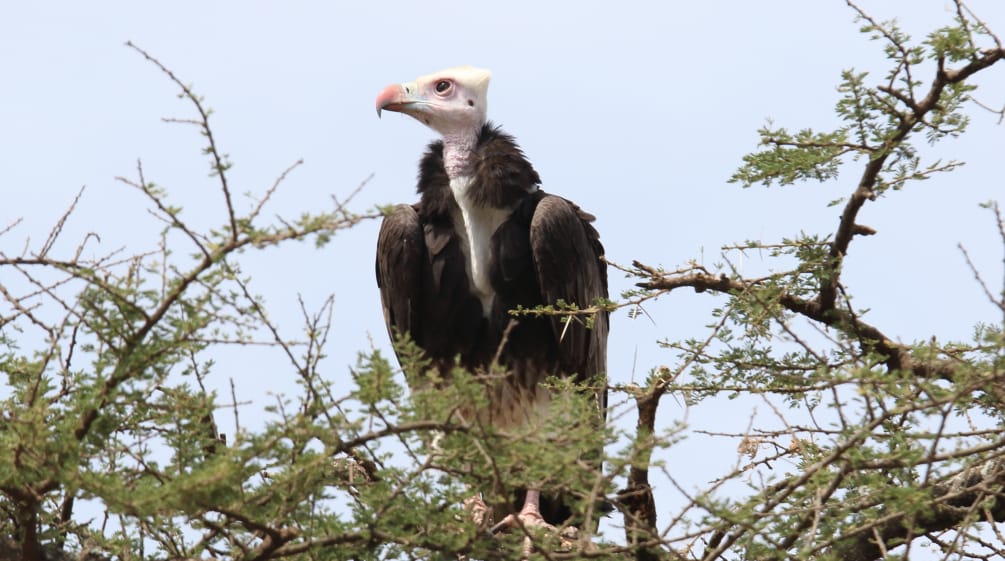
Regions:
[[818, 17, 1005, 316], [633, 262, 962, 380], [829, 458, 1005, 561]]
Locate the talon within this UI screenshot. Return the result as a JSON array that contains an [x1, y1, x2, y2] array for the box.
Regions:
[[463, 493, 491, 528], [489, 514, 514, 535], [489, 509, 555, 535]]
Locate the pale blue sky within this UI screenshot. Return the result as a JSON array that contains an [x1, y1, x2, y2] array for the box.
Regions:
[[2, 0, 1004, 545]]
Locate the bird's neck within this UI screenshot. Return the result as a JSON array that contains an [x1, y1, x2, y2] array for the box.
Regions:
[[441, 126, 482, 179]]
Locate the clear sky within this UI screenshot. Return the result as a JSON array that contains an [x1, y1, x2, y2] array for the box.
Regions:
[[2, 0, 1004, 545]]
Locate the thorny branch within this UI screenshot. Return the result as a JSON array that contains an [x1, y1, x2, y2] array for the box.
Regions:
[[626, 3, 1005, 560], [1, 44, 377, 561], [635, 1, 1005, 381], [125, 41, 239, 241], [823, 1, 1005, 316], [632, 261, 962, 380]]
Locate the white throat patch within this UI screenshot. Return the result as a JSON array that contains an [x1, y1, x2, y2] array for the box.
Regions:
[[449, 176, 512, 316]]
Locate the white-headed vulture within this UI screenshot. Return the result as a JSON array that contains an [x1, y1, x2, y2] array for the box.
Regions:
[[375, 66, 608, 533]]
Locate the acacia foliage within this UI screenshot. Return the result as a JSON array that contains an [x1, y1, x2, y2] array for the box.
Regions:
[[2, 4, 1005, 561]]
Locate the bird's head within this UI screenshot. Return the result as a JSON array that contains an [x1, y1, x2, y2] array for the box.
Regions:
[[376, 66, 491, 137]]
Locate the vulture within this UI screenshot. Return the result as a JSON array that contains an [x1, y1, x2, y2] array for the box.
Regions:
[[374, 66, 608, 533]]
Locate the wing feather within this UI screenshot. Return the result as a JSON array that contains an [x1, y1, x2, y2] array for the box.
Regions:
[[529, 196, 608, 394], [377, 203, 485, 373], [376, 204, 425, 345]]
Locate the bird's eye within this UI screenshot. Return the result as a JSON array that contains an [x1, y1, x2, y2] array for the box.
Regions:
[[435, 80, 452, 94]]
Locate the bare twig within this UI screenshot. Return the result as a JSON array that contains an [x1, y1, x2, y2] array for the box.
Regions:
[[38, 186, 85, 259], [125, 41, 239, 241]]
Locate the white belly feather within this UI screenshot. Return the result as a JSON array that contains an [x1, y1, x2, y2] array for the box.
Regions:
[[449, 176, 513, 316]]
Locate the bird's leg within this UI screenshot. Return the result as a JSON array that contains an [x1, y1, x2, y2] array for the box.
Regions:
[[489, 488, 555, 535], [491, 489, 570, 558]]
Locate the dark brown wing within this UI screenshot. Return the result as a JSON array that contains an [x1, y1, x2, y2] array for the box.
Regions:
[[529, 195, 608, 406], [376, 203, 486, 374], [376, 204, 425, 347]]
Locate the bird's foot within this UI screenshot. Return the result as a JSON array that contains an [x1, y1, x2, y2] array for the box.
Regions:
[[491, 513, 580, 558], [462, 494, 491, 528], [489, 509, 555, 535]]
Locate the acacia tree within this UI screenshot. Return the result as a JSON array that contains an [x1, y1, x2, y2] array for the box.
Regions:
[[2, 3, 1005, 560]]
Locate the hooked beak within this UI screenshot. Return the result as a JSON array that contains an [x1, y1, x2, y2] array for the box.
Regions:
[[376, 82, 421, 118]]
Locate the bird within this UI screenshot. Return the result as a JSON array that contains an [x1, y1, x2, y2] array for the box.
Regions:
[[374, 66, 608, 535]]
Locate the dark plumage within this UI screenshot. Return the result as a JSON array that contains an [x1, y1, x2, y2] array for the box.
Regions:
[[375, 67, 608, 530]]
